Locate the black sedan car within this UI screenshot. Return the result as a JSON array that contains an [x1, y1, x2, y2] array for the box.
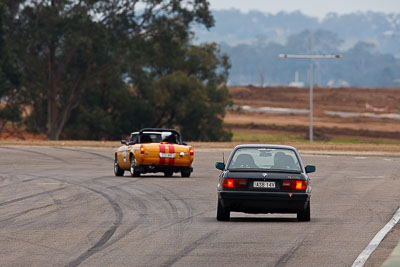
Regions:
[[216, 144, 315, 221]]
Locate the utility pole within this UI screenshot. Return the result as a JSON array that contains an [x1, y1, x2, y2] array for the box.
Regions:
[[279, 46, 341, 142]]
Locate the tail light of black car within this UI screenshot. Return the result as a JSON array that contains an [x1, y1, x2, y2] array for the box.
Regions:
[[282, 180, 307, 190], [222, 178, 247, 189]]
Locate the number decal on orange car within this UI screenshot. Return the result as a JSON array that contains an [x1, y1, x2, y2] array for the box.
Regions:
[[123, 146, 127, 162]]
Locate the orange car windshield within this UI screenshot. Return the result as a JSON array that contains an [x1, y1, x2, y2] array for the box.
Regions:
[[140, 132, 179, 144], [141, 133, 162, 143]]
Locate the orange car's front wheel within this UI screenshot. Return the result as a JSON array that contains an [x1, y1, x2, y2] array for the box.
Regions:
[[114, 157, 124, 176]]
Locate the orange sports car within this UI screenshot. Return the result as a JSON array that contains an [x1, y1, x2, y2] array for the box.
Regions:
[[114, 128, 194, 177]]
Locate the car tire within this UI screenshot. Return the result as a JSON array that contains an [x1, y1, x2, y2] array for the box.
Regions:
[[181, 170, 191, 177], [297, 201, 310, 222], [216, 199, 230, 221], [130, 157, 141, 177], [164, 171, 173, 177], [114, 157, 124, 176]]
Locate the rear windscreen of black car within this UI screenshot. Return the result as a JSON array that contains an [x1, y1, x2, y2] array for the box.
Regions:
[[228, 148, 301, 172]]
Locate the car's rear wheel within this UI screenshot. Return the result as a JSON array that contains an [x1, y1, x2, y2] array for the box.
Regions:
[[114, 157, 124, 176], [164, 171, 173, 177], [181, 170, 191, 177], [297, 201, 310, 222], [217, 199, 230, 221], [130, 157, 141, 177]]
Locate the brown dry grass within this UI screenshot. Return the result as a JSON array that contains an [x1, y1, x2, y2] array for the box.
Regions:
[[227, 85, 400, 143], [229, 86, 400, 113], [225, 111, 400, 133]]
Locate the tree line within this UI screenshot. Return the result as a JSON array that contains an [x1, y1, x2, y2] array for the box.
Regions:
[[222, 29, 400, 87], [0, 0, 232, 141]]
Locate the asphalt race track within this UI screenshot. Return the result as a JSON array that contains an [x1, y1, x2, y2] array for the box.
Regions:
[[0, 146, 399, 267]]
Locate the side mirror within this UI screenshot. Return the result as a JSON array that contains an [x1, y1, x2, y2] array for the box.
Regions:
[[121, 140, 127, 145], [215, 162, 225, 170], [305, 165, 316, 173]]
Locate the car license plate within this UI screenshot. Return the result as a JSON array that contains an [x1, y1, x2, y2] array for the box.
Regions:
[[159, 153, 175, 158], [253, 181, 275, 188]]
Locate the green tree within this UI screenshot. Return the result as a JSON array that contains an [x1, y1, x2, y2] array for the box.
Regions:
[[0, 3, 23, 136], [6, 0, 232, 141], [130, 31, 232, 140], [63, 36, 232, 141], [11, 0, 128, 139]]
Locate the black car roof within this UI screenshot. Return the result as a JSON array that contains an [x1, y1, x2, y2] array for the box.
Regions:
[[233, 144, 298, 151]]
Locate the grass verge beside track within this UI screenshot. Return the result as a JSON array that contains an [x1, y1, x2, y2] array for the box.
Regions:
[[2, 139, 400, 155]]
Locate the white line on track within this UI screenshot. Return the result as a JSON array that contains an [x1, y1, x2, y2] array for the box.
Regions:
[[352, 207, 400, 267], [38, 182, 64, 185], [303, 154, 332, 158], [354, 176, 385, 179]]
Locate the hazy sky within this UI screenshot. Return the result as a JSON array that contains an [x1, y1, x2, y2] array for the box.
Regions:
[[207, 0, 400, 18]]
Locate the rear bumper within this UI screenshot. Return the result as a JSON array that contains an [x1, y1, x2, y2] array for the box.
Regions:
[[136, 165, 192, 174], [218, 191, 310, 214]]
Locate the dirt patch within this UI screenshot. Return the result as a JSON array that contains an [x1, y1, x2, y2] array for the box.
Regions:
[[225, 111, 400, 141], [229, 86, 400, 113], [227, 86, 400, 142]]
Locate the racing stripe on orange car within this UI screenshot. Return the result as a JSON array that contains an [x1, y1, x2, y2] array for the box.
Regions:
[[168, 145, 175, 166], [159, 144, 166, 165]]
